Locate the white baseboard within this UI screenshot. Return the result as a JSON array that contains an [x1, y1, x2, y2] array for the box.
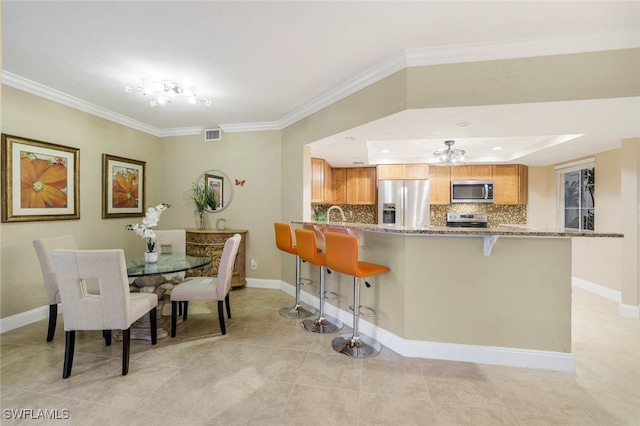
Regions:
[[571, 276, 640, 318], [0, 279, 577, 371], [245, 278, 282, 290], [0, 304, 51, 334], [619, 303, 640, 319], [571, 276, 621, 302], [262, 279, 575, 372]]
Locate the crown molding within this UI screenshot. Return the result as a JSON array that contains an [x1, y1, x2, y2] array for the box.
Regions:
[[222, 29, 639, 133], [1, 71, 164, 137], [157, 126, 204, 137], [276, 50, 407, 130], [221, 50, 407, 133], [3, 29, 638, 137], [405, 29, 640, 67], [219, 121, 281, 133]]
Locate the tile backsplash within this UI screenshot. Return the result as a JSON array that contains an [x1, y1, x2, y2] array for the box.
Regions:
[[312, 204, 376, 224], [430, 204, 527, 227], [313, 203, 526, 227]]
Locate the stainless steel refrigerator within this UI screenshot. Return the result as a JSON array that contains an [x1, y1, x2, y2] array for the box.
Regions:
[[378, 180, 430, 227]]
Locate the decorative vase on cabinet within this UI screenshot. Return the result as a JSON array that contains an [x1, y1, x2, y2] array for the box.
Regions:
[[195, 210, 206, 230], [185, 229, 247, 288]]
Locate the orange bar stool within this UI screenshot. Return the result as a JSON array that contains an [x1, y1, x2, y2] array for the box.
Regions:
[[274, 222, 316, 319], [294, 228, 343, 334], [325, 231, 389, 358]]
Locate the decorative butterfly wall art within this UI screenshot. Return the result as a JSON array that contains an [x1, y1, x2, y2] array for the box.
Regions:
[[235, 178, 246, 187]]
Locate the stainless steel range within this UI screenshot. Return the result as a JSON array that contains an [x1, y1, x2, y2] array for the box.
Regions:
[[446, 213, 488, 228]]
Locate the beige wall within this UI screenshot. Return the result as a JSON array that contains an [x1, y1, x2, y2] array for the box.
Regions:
[[156, 131, 283, 280], [0, 88, 285, 319], [1, 47, 638, 322], [527, 149, 628, 294], [282, 49, 639, 305], [572, 149, 624, 292], [621, 139, 640, 306], [0, 87, 160, 317]]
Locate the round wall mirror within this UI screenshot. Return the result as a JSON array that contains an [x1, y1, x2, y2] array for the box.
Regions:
[[195, 170, 234, 213]]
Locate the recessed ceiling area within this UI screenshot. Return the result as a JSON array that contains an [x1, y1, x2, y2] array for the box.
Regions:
[[309, 97, 640, 167]]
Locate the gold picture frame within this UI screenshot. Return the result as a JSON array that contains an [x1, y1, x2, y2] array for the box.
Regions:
[[102, 154, 145, 218], [1, 134, 80, 222]]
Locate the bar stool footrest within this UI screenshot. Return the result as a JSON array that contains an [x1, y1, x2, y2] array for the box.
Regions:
[[323, 291, 339, 301], [348, 305, 376, 317], [299, 278, 313, 286]]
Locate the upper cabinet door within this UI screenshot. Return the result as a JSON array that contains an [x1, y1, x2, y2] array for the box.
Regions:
[[311, 158, 332, 203], [377, 164, 404, 180], [450, 165, 492, 180], [332, 168, 347, 204], [492, 164, 528, 205], [403, 164, 429, 179], [346, 168, 376, 205], [429, 166, 451, 205]]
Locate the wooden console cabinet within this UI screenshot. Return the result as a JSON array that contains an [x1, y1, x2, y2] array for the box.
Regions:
[[185, 229, 247, 288]]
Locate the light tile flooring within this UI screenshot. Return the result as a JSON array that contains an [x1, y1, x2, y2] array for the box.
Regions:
[[1, 287, 638, 425]]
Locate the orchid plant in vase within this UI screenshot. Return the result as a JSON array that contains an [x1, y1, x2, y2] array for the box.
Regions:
[[126, 203, 171, 258]]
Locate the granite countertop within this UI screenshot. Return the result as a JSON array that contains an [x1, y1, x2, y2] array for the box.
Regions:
[[293, 221, 624, 238]]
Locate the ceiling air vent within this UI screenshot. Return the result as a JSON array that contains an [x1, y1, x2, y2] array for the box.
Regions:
[[204, 128, 222, 141]]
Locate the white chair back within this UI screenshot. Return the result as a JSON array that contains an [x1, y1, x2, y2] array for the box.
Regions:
[[51, 249, 144, 331], [155, 229, 186, 254], [216, 234, 241, 301], [33, 235, 77, 305]]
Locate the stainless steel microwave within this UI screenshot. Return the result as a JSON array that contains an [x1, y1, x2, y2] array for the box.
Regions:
[[451, 180, 494, 203]]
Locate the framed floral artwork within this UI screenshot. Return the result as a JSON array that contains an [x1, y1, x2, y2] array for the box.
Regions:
[[1, 134, 80, 222], [102, 154, 145, 218]]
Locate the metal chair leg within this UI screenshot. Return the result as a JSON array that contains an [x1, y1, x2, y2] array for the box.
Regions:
[[279, 255, 316, 319], [302, 265, 343, 333], [332, 277, 381, 358]]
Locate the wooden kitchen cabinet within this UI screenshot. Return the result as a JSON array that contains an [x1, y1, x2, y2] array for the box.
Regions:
[[377, 164, 429, 180], [492, 164, 528, 205], [346, 167, 376, 205], [449, 165, 493, 181], [311, 158, 332, 203], [429, 166, 451, 205], [331, 168, 347, 204], [185, 229, 248, 288]]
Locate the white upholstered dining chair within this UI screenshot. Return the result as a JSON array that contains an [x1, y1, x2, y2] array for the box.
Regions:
[[155, 229, 187, 283], [51, 249, 158, 378], [33, 235, 78, 342], [170, 233, 241, 337]]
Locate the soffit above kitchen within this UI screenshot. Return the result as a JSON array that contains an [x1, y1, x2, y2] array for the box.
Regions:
[[310, 97, 640, 167], [2, 1, 639, 167]]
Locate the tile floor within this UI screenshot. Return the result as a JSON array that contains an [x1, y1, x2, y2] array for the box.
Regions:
[[1, 286, 638, 425]]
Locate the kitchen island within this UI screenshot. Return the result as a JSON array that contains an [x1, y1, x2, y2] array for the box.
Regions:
[[292, 221, 623, 371]]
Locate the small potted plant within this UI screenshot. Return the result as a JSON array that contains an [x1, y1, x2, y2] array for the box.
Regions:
[[188, 181, 217, 230]]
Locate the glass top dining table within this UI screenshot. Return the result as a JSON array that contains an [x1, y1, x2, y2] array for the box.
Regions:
[[126, 253, 212, 277]]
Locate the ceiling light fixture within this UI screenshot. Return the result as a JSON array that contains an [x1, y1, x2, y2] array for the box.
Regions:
[[124, 78, 211, 107], [433, 140, 465, 165]]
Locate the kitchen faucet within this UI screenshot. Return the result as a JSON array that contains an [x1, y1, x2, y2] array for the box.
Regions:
[[326, 205, 346, 222]]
